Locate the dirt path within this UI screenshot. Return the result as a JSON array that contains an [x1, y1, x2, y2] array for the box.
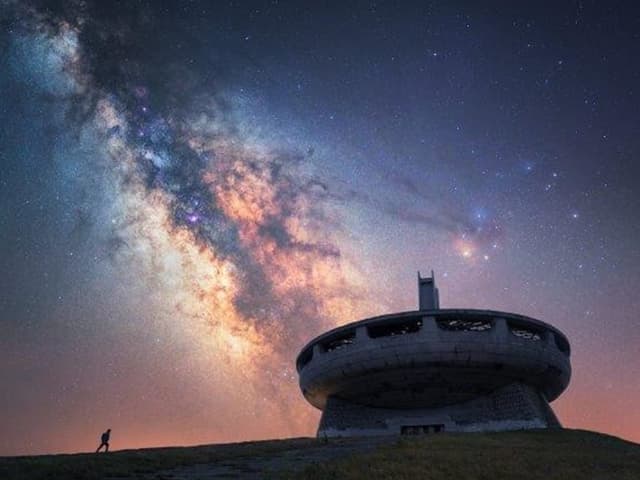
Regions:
[[150, 436, 394, 479]]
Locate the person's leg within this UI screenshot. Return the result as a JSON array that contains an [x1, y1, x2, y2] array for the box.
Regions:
[[96, 443, 102, 453], [105, 442, 109, 452]]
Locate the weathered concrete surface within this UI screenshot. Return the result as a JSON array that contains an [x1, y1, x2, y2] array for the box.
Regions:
[[297, 309, 571, 437], [318, 382, 560, 437]]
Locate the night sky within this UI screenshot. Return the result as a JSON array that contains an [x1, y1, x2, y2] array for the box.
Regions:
[[1, 1, 639, 455]]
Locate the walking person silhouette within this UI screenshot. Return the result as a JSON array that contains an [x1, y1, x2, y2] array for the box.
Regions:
[[96, 429, 111, 453]]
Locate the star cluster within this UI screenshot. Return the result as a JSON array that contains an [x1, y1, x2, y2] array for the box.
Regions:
[[1, 1, 639, 455]]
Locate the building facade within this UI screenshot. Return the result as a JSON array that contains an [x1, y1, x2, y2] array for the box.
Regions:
[[296, 273, 571, 437]]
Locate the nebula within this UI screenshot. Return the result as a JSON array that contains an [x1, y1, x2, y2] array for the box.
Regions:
[[3, 1, 639, 455], [2, 0, 380, 444]]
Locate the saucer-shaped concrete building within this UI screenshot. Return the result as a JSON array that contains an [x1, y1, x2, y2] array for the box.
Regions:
[[296, 273, 571, 437]]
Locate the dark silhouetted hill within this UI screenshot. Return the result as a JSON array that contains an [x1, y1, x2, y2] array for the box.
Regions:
[[1, 429, 639, 479]]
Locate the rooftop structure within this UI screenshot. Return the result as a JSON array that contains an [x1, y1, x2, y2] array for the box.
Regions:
[[296, 272, 571, 437]]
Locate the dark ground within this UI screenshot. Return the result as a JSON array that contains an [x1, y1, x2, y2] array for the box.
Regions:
[[2, 429, 639, 479]]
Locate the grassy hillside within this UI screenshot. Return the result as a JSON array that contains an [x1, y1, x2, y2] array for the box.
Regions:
[[283, 429, 640, 480], [0, 438, 317, 480], [1, 429, 639, 479]]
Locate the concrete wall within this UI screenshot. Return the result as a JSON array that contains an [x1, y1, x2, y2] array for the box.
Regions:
[[300, 313, 571, 410], [317, 382, 560, 437]]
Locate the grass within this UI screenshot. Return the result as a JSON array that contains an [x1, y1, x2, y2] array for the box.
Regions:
[[280, 429, 640, 480], [0, 437, 315, 480], [1, 429, 639, 479]]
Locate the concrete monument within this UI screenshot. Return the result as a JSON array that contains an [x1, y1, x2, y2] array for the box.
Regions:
[[296, 272, 571, 437]]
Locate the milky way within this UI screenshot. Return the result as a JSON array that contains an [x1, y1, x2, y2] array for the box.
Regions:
[[1, 1, 639, 454]]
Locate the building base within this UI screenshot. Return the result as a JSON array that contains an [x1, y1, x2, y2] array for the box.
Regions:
[[317, 382, 561, 437]]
